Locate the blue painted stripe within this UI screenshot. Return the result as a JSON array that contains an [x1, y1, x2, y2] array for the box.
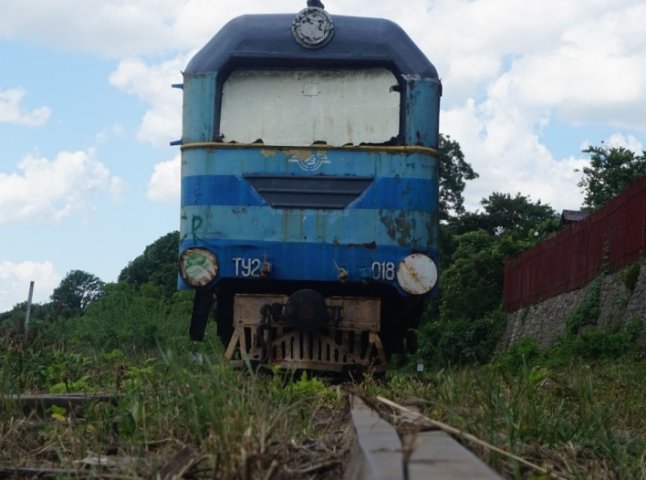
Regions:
[[353, 177, 436, 210], [180, 205, 435, 248], [181, 175, 437, 210], [178, 238, 438, 292]]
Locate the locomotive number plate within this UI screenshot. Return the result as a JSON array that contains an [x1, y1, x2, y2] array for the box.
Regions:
[[233, 257, 262, 277], [371, 261, 396, 281]]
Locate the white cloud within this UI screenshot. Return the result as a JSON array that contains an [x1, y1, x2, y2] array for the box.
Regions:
[[147, 156, 180, 202], [6, 0, 643, 216], [0, 0, 310, 58], [442, 98, 587, 212], [95, 123, 124, 144], [0, 150, 124, 224], [109, 57, 184, 147], [0, 87, 51, 126], [0, 261, 61, 312], [603, 134, 643, 153], [0, 1, 185, 57], [427, 0, 646, 212]]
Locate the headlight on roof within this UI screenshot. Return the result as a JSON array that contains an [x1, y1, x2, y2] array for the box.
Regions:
[[179, 248, 218, 287], [397, 253, 437, 295]]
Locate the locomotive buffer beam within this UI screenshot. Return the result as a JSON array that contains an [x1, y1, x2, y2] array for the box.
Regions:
[[225, 294, 387, 373]]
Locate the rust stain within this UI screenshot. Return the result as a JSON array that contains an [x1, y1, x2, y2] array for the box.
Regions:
[[380, 211, 413, 247], [225, 295, 386, 372], [283, 148, 312, 161], [261, 147, 312, 160], [260, 148, 279, 158], [404, 262, 422, 282]]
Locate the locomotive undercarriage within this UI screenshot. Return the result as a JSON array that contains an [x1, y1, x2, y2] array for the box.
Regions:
[[224, 294, 388, 373]]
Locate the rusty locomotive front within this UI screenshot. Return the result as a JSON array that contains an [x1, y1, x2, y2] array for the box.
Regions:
[[176, 4, 441, 372]]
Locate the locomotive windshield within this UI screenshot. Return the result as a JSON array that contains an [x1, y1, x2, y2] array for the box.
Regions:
[[219, 67, 400, 147]]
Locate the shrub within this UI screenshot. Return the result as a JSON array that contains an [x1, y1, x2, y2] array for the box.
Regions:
[[623, 261, 641, 293], [419, 307, 507, 367], [69, 283, 193, 355], [495, 336, 543, 373], [566, 276, 602, 335]]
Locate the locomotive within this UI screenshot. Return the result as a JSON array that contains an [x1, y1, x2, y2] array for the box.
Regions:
[[176, 3, 441, 373]]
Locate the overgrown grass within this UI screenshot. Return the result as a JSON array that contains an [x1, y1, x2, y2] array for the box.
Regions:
[[363, 356, 645, 480], [1, 350, 343, 476], [363, 316, 646, 480], [2, 280, 644, 478], [0, 284, 344, 478]]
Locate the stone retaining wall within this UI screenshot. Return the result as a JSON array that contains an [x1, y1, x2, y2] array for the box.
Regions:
[[499, 261, 646, 350]]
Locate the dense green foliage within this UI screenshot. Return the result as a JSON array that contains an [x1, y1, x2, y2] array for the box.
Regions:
[[50, 269, 105, 318], [578, 145, 646, 210], [449, 192, 558, 238], [623, 260, 641, 292], [565, 276, 603, 336], [419, 190, 560, 367], [1, 284, 193, 393], [437, 230, 504, 321], [1, 232, 181, 330], [0, 301, 57, 332], [118, 230, 180, 297]]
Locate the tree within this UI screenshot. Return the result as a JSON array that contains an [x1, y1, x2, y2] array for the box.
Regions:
[[449, 192, 559, 238], [578, 145, 646, 210], [439, 230, 503, 321], [0, 301, 57, 331], [420, 230, 508, 366], [480, 192, 558, 237], [438, 133, 478, 220], [118, 231, 179, 297], [419, 191, 560, 367], [50, 270, 105, 318]]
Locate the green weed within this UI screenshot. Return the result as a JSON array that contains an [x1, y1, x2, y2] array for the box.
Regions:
[[418, 307, 508, 367], [623, 261, 641, 293], [367, 359, 646, 479], [566, 276, 602, 335]]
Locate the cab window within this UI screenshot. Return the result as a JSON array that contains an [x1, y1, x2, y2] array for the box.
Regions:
[[219, 68, 400, 146]]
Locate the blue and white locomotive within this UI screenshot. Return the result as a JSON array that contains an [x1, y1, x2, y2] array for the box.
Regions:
[[176, 3, 441, 372]]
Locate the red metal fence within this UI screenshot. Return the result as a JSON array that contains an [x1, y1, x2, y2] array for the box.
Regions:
[[504, 175, 646, 312]]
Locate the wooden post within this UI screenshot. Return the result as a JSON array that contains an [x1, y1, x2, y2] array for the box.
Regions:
[[23, 281, 35, 333]]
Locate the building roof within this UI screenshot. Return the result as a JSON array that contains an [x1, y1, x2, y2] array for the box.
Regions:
[[560, 209, 590, 226]]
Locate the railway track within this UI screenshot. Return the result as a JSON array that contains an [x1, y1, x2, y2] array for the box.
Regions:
[[2, 391, 565, 479], [346, 395, 502, 480]]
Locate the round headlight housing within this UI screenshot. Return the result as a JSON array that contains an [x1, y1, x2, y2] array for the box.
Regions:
[[397, 253, 437, 295], [179, 248, 218, 287]]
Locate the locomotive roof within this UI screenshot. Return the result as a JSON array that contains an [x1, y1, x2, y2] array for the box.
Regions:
[[185, 13, 439, 80]]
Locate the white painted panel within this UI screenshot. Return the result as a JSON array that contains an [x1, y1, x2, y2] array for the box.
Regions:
[[220, 68, 400, 147]]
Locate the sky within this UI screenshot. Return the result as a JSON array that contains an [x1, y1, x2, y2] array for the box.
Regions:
[[1, 0, 645, 312]]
